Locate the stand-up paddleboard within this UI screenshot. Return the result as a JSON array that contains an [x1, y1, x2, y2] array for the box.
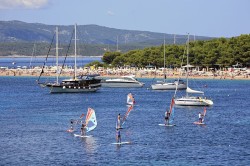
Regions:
[[159, 124, 176, 127], [74, 134, 92, 138], [193, 121, 205, 125], [66, 129, 74, 133], [111, 141, 130, 145]]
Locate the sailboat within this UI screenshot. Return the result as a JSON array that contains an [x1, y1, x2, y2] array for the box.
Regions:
[[38, 24, 101, 93], [174, 35, 213, 106], [127, 93, 135, 105], [151, 37, 186, 90], [74, 107, 97, 137]]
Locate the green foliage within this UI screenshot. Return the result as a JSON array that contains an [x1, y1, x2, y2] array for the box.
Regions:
[[84, 61, 104, 68], [102, 51, 121, 64], [101, 34, 250, 68]]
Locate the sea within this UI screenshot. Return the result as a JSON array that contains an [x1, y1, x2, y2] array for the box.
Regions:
[[0, 57, 102, 68], [0, 59, 250, 165]]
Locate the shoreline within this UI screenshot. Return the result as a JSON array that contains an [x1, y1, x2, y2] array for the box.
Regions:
[[0, 68, 249, 80], [0, 55, 103, 58]]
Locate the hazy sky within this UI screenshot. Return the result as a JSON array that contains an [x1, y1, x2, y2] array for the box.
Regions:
[[0, 0, 249, 37]]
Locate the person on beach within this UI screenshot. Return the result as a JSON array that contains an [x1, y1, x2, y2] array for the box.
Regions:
[[116, 128, 121, 143], [81, 123, 86, 136], [165, 110, 171, 125]]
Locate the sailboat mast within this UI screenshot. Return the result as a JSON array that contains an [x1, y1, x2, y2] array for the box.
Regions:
[[164, 36, 166, 69], [164, 35, 166, 81], [74, 24, 77, 80], [56, 27, 59, 84], [29, 43, 36, 68], [186, 33, 190, 97]]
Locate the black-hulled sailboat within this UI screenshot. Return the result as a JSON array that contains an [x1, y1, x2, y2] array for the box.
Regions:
[[37, 24, 101, 93]]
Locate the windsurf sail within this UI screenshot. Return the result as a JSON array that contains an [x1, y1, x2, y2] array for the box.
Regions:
[[202, 107, 207, 123], [85, 108, 97, 132], [122, 105, 133, 126], [168, 98, 175, 124], [127, 93, 135, 105]]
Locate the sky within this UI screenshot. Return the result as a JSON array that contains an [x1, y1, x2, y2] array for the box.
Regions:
[[0, 0, 249, 37]]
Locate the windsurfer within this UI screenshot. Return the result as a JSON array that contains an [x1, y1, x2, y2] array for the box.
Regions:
[[116, 128, 121, 143], [165, 111, 171, 125], [117, 113, 121, 129], [81, 123, 86, 136], [198, 112, 203, 123], [70, 119, 74, 130], [132, 94, 135, 104]]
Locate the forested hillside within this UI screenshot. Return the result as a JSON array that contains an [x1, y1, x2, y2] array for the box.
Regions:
[[101, 34, 250, 68], [0, 20, 212, 56]]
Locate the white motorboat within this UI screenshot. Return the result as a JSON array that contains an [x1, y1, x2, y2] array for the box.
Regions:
[[101, 75, 144, 88]]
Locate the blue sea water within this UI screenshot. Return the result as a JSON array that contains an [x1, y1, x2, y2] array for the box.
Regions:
[[0, 57, 102, 68], [0, 77, 249, 166]]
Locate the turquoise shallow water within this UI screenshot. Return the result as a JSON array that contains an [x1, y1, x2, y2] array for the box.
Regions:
[[0, 77, 249, 165]]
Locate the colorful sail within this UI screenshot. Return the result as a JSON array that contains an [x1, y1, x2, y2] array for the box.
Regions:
[[169, 98, 175, 114], [168, 98, 175, 124], [122, 105, 133, 126], [127, 93, 135, 105], [202, 107, 207, 123], [85, 108, 97, 132]]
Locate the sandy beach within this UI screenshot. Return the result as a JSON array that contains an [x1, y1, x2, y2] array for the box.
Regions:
[[0, 67, 249, 80]]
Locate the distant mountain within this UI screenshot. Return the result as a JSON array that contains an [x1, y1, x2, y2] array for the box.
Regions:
[[0, 20, 214, 56], [0, 20, 212, 44]]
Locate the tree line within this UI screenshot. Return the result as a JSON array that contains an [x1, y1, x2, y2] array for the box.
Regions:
[[96, 34, 250, 68]]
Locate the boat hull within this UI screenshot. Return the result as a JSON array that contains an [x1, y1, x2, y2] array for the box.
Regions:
[[101, 82, 143, 88], [174, 97, 213, 106], [45, 83, 101, 93], [151, 83, 187, 90]]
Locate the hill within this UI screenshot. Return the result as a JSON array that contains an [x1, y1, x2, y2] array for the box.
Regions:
[[0, 20, 213, 56]]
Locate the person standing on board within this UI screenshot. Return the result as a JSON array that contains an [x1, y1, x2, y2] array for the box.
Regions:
[[116, 128, 121, 143], [81, 123, 86, 136], [165, 110, 170, 125], [117, 113, 121, 129], [198, 112, 202, 123], [70, 119, 74, 130]]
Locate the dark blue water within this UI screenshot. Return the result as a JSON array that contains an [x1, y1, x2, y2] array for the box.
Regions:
[[0, 57, 101, 68], [0, 77, 249, 165]]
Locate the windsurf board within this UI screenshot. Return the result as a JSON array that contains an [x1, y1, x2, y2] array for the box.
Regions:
[[111, 141, 130, 145], [74, 134, 92, 138], [193, 122, 205, 125], [158, 124, 176, 127], [66, 129, 74, 133]]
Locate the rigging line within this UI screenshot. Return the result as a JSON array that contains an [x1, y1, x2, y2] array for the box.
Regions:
[[58, 29, 74, 78], [37, 33, 55, 83]]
